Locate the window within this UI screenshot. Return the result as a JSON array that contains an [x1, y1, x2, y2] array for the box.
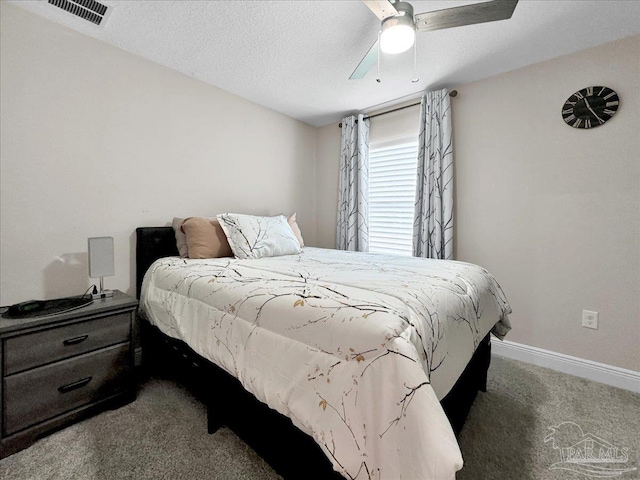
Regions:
[[368, 137, 418, 256]]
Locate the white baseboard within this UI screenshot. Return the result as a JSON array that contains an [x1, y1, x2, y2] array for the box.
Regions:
[[491, 338, 640, 394]]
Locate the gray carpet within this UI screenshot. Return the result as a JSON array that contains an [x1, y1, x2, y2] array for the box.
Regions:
[[457, 358, 640, 480], [1, 356, 639, 480]]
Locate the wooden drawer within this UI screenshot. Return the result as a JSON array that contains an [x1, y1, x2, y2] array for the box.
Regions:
[[4, 312, 130, 375], [4, 343, 130, 436]]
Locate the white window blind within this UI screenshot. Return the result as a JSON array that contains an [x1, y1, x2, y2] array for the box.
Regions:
[[369, 138, 418, 256]]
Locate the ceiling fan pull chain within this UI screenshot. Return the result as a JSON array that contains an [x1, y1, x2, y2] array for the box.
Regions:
[[411, 38, 419, 83], [376, 30, 382, 83]]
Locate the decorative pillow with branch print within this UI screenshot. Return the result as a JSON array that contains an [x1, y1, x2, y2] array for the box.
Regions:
[[217, 213, 302, 259]]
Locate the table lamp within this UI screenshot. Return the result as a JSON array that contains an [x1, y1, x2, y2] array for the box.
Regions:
[[88, 236, 114, 298]]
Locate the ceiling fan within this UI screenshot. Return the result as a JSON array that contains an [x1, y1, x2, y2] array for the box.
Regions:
[[350, 0, 519, 79]]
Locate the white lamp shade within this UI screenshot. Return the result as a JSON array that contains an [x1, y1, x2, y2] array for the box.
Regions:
[[88, 237, 115, 278], [380, 24, 415, 54]]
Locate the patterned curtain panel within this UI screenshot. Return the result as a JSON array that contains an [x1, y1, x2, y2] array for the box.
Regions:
[[336, 114, 370, 252], [413, 89, 454, 260]]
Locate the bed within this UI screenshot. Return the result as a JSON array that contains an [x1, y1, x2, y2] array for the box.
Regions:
[[136, 226, 511, 480]]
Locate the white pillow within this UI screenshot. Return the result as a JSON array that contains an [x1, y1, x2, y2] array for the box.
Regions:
[[217, 213, 302, 259]]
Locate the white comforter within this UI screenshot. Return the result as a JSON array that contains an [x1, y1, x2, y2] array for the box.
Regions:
[[140, 247, 511, 479]]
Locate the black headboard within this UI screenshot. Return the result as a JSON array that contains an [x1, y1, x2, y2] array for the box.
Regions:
[[136, 227, 179, 298]]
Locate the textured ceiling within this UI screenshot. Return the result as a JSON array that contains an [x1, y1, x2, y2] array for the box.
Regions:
[[9, 0, 640, 127]]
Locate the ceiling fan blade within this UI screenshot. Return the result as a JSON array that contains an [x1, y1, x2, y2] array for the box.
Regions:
[[415, 0, 518, 33], [362, 0, 398, 20], [350, 39, 379, 80]]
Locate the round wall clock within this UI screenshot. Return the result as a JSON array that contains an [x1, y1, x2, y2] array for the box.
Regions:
[[562, 86, 619, 129]]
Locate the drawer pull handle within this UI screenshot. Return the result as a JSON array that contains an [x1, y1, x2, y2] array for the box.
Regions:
[[63, 335, 89, 346], [58, 376, 92, 393]]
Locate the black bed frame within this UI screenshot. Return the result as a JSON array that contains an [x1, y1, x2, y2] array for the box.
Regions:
[[136, 227, 490, 480]]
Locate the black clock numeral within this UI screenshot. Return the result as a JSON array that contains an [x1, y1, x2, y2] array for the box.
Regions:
[[566, 101, 576, 106], [586, 86, 593, 96], [606, 101, 619, 107], [598, 86, 606, 95], [565, 114, 576, 123], [574, 91, 584, 100], [603, 91, 616, 100], [562, 108, 573, 115], [603, 109, 616, 116], [574, 118, 582, 128], [584, 118, 591, 128]]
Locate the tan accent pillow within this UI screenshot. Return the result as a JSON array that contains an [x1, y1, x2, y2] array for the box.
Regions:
[[172, 217, 189, 258], [181, 217, 233, 259], [287, 213, 304, 248]]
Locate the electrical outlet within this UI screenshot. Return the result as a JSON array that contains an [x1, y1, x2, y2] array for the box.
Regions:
[[582, 310, 598, 330]]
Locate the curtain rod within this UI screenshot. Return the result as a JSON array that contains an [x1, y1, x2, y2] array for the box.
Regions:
[[338, 89, 458, 128]]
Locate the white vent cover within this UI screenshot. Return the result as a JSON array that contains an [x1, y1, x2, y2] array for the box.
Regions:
[[48, 0, 111, 26]]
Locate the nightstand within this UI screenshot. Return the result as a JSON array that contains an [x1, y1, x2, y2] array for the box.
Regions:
[[0, 290, 137, 458]]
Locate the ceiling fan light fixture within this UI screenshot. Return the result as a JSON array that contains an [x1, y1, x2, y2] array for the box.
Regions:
[[380, 21, 415, 54], [379, 2, 415, 55], [351, 0, 520, 80]]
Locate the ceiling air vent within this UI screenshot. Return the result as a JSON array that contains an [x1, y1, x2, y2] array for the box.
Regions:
[[48, 0, 111, 26]]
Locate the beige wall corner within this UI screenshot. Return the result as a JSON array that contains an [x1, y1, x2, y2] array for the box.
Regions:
[[314, 123, 342, 249]]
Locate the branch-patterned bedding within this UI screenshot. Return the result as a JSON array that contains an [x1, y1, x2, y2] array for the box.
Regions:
[[140, 247, 511, 479]]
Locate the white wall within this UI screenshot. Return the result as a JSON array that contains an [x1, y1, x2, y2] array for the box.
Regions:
[[454, 35, 639, 371], [0, 3, 317, 304], [315, 123, 341, 249], [315, 36, 640, 371]]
